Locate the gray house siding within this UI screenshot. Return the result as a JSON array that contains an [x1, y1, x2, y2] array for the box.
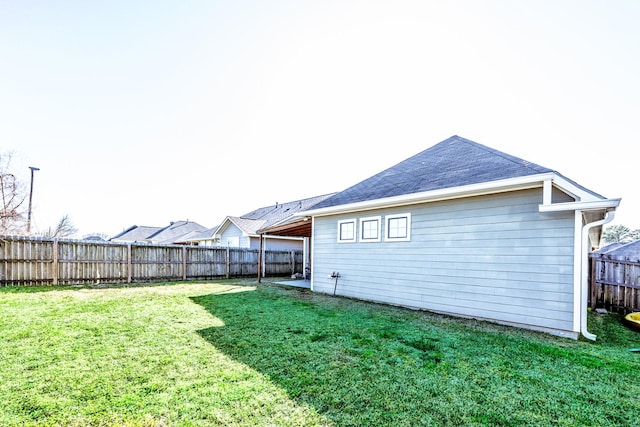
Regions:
[[219, 225, 250, 248], [257, 237, 303, 251], [311, 188, 577, 334]]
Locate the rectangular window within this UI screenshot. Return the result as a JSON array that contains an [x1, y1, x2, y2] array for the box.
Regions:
[[338, 219, 356, 243], [359, 216, 381, 242], [385, 213, 411, 241]]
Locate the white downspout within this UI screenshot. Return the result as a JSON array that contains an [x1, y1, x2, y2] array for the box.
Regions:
[[580, 210, 615, 341]]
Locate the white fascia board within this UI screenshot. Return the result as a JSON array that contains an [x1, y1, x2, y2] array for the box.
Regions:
[[224, 217, 251, 237], [248, 234, 304, 241], [551, 174, 602, 202], [217, 217, 233, 233], [539, 198, 621, 213], [298, 173, 556, 217]]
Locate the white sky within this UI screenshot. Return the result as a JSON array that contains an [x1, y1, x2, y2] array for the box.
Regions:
[[1, 0, 638, 237]]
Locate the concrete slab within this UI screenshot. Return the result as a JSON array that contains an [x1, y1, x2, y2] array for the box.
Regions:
[[273, 280, 311, 289]]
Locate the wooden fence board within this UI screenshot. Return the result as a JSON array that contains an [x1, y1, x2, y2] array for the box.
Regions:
[[0, 236, 303, 287], [589, 253, 640, 313]]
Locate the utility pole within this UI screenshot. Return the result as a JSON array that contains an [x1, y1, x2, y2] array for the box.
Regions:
[[26, 166, 40, 234]]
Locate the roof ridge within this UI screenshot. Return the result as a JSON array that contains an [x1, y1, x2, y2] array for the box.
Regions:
[[309, 135, 560, 210], [452, 135, 547, 173]]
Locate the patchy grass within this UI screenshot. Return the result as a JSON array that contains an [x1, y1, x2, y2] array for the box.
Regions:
[[1, 280, 639, 426]]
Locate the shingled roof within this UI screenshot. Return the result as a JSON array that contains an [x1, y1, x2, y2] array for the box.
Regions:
[[312, 135, 555, 209], [236, 193, 336, 233]]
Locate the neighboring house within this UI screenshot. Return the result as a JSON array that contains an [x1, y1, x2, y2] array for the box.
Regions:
[[110, 225, 162, 243], [596, 240, 640, 261], [293, 135, 620, 340], [110, 221, 208, 245], [175, 227, 220, 246], [208, 194, 335, 251]]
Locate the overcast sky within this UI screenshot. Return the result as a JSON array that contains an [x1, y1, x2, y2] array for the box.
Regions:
[[1, 0, 638, 237]]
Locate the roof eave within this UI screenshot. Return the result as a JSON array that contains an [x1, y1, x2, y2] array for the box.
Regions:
[[298, 172, 558, 217], [539, 198, 621, 213]]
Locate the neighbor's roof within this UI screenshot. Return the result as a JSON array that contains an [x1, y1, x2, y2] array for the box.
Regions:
[[110, 221, 208, 244], [111, 225, 162, 242], [310, 135, 603, 210], [147, 221, 208, 245], [178, 226, 220, 243], [228, 193, 336, 236], [597, 240, 640, 260], [226, 216, 266, 235]]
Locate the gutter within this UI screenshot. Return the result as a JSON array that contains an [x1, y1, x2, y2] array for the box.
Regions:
[[298, 172, 610, 219], [579, 210, 616, 341], [539, 193, 619, 341]]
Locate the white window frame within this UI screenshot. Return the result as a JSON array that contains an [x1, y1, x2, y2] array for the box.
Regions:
[[359, 216, 381, 242], [337, 219, 357, 243], [384, 213, 411, 242]]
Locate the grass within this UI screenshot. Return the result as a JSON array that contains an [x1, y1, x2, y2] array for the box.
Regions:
[[1, 280, 639, 426]]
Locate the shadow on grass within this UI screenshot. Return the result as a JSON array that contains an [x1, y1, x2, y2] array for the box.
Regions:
[[191, 285, 640, 427], [191, 285, 455, 426]]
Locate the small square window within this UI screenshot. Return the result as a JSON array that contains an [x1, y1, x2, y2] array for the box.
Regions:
[[385, 213, 411, 241], [338, 219, 356, 243], [359, 216, 381, 242]]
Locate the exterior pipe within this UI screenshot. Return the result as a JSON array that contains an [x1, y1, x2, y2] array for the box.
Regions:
[[580, 210, 615, 341]]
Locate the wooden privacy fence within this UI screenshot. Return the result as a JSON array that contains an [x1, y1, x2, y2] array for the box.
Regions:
[[0, 236, 303, 286], [589, 253, 640, 313]]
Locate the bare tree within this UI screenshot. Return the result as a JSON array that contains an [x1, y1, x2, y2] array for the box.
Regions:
[[42, 215, 78, 239], [0, 152, 27, 235]]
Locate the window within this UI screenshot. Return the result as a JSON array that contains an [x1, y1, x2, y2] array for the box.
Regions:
[[359, 216, 381, 242], [338, 219, 356, 243], [385, 213, 411, 241]]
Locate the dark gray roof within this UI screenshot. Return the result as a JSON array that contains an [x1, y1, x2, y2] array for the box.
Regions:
[[110, 221, 207, 244], [312, 135, 554, 209], [111, 225, 162, 241], [597, 240, 640, 260]]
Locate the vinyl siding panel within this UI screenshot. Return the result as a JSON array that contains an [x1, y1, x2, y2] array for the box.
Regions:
[[311, 188, 576, 335], [256, 237, 304, 251], [219, 225, 250, 248]]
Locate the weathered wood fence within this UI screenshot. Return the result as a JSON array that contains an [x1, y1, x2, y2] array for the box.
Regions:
[[589, 253, 640, 313], [0, 236, 303, 287]]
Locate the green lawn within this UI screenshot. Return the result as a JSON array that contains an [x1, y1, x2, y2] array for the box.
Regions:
[[1, 280, 639, 426]]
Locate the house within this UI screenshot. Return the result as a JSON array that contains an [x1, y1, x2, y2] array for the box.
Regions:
[[174, 227, 220, 246], [596, 240, 640, 261], [110, 221, 208, 245], [209, 194, 335, 251], [291, 135, 620, 340]]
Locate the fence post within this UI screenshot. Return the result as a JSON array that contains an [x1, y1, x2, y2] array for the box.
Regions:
[[127, 244, 132, 284], [182, 246, 187, 281], [52, 239, 59, 286], [589, 255, 597, 309], [225, 247, 230, 279]]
